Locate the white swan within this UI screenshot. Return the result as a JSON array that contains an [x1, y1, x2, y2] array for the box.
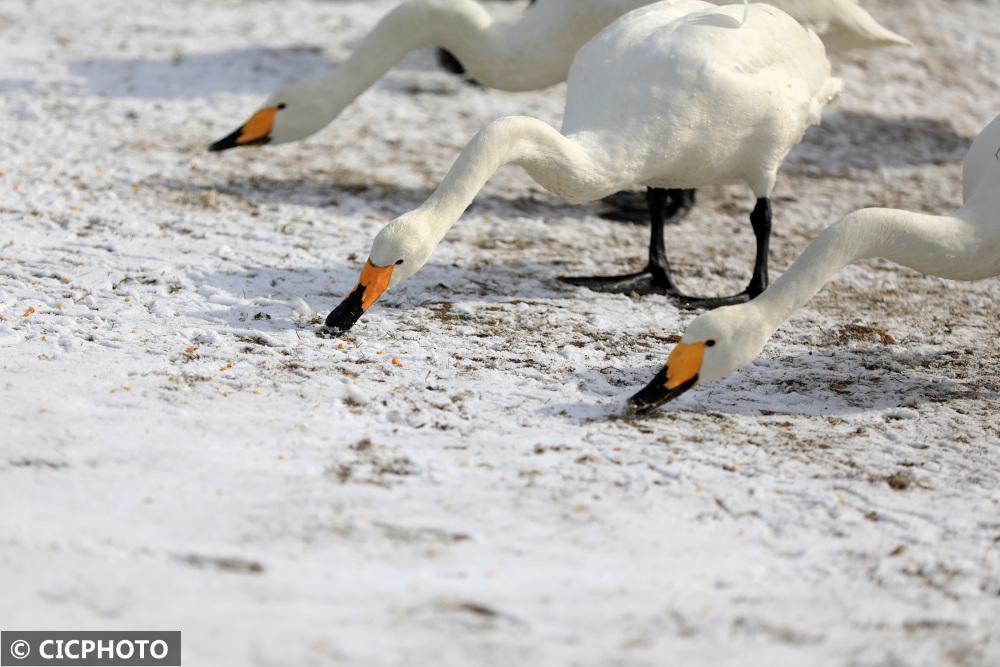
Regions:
[[208, 0, 900, 151], [629, 112, 1000, 413], [323, 1, 844, 330]]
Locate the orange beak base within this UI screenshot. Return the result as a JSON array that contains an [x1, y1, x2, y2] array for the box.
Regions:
[[208, 107, 278, 152], [323, 260, 395, 333], [628, 341, 707, 413]]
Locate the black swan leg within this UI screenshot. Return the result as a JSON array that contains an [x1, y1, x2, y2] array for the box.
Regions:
[[675, 198, 771, 310], [561, 187, 695, 296], [564, 193, 773, 311]]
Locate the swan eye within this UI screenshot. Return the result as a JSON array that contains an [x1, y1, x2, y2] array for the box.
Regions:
[[705, 339, 716, 347], [276, 103, 287, 110], [395, 259, 405, 265]]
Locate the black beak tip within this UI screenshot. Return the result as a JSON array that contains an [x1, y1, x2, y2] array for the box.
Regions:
[[322, 285, 368, 333], [208, 129, 240, 152], [627, 366, 697, 415], [208, 126, 258, 152]]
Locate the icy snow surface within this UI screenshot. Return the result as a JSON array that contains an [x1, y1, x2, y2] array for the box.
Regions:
[[1, 0, 999, 665]]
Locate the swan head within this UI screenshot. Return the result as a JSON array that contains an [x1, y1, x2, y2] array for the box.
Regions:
[[629, 304, 768, 413], [209, 79, 336, 152], [324, 213, 437, 332]]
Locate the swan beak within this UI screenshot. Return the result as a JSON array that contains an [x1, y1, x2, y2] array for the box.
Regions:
[[208, 107, 279, 152], [628, 340, 707, 413], [324, 259, 395, 332]]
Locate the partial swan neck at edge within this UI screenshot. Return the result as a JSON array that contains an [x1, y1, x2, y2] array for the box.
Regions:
[[751, 207, 974, 332]]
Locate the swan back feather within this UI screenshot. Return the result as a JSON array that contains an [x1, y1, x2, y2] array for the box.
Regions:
[[562, 2, 842, 195]]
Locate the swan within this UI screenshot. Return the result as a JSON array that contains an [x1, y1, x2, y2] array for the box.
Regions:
[[208, 0, 901, 151], [323, 1, 844, 331], [629, 112, 1000, 413]]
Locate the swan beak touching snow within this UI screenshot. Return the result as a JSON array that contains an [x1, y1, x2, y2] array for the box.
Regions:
[[628, 340, 713, 413], [324, 258, 395, 332], [208, 107, 279, 152]]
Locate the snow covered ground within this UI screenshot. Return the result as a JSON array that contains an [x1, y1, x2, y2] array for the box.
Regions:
[[1, 0, 999, 664]]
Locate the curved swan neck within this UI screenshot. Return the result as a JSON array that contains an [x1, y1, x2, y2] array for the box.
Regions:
[[752, 207, 978, 331], [416, 116, 607, 243], [314, 0, 494, 123]]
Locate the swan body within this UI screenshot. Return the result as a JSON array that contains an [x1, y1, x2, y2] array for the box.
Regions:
[[629, 112, 1000, 412], [324, 1, 843, 331], [209, 0, 898, 151]]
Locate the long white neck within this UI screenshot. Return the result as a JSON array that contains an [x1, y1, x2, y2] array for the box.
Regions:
[[305, 0, 489, 125], [412, 116, 612, 245], [306, 0, 640, 127], [751, 205, 998, 334]]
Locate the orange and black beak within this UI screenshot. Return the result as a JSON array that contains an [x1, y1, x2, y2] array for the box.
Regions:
[[208, 107, 279, 152], [324, 259, 395, 332], [628, 340, 709, 413]]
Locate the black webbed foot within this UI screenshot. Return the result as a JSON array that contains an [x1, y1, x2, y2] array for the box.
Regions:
[[560, 267, 682, 297]]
